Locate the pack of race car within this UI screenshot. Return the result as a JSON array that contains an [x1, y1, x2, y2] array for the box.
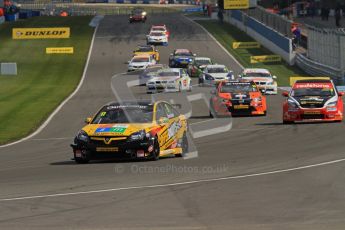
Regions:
[[70, 23, 344, 164]]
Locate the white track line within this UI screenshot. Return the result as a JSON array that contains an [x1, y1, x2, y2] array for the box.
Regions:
[[0, 26, 99, 149], [184, 16, 244, 70], [1, 157, 345, 202]]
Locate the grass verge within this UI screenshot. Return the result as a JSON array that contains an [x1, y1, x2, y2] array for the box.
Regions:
[[0, 16, 94, 145], [195, 20, 306, 86]]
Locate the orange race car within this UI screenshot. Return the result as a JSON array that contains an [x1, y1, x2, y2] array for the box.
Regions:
[[210, 81, 267, 117]]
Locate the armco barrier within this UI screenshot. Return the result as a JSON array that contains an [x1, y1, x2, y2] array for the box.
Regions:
[[225, 10, 294, 65], [295, 53, 344, 85]]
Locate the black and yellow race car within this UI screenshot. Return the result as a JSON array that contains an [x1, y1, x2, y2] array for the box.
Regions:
[[71, 101, 188, 163]]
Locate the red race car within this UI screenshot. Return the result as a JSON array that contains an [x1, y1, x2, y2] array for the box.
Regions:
[[282, 79, 344, 123], [129, 8, 147, 23], [210, 81, 267, 117]]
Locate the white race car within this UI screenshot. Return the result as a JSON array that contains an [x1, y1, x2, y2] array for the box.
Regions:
[[199, 64, 234, 86], [147, 31, 168, 46], [127, 55, 156, 72], [138, 64, 166, 85], [146, 68, 192, 94], [239, 68, 278, 94], [150, 24, 169, 38]]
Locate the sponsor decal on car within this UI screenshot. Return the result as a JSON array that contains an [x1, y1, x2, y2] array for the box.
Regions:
[[95, 125, 128, 133], [168, 121, 182, 139]]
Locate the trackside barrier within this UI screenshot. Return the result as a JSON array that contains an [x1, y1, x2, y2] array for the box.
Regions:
[[307, 25, 345, 71], [295, 53, 345, 85], [225, 10, 294, 64]]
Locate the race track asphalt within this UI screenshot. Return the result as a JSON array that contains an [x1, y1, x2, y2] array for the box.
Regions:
[[0, 14, 345, 230]]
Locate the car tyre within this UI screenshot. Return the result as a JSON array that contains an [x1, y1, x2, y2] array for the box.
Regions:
[[150, 137, 160, 161], [74, 150, 90, 164]]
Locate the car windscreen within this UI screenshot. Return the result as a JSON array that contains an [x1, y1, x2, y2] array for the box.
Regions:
[[150, 32, 164, 36], [92, 105, 153, 124], [151, 28, 165, 31], [291, 85, 335, 97], [136, 47, 153, 52], [175, 52, 192, 56], [244, 72, 271, 78], [195, 59, 211, 65], [158, 71, 179, 77], [208, 67, 227, 73], [132, 57, 149, 63], [132, 9, 143, 15], [220, 83, 257, 93]]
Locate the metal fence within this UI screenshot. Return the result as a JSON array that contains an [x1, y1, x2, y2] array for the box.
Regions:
[[247, 5, 293, 38], [295, 53, 344, 85], [307, 26, 345, 71]]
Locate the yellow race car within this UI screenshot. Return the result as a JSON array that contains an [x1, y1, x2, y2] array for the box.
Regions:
[[70, 101, 188, 163], [133, 45, 160, 62]]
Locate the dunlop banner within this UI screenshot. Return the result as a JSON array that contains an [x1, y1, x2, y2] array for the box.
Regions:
[[233, 42, 260, 49], [46, 47, 74, 54], [224, 0, 249, 10], [12, 27, 70, 39], [289, 76, 330, 86], [250, 55, 281, 64]]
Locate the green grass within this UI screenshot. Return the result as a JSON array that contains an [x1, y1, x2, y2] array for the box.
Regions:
[[0, 16, 94, 144], [195, 20, 306, 86]]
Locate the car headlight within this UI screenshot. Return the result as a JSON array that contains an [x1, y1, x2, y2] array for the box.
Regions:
[[147, 82, 154, 85], [326, 101, 337, 107], [142, 11, 147, 16], [188, 58, 192, 62], [76, 130, 89, 143], [205, 74, 214, 80], [288, 98, 299, 109], [128, 130, 146, 141]]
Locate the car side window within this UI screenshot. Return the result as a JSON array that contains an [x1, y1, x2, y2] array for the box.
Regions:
[[163, 103, 179, 119], [156, 104, 167, 122]]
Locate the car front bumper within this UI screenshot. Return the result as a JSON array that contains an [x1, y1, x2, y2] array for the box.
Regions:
[[71, 137, 156, 160], [257, 85, 277, 94], [283, 108, 343, 122], [147, 84, 179, 93]]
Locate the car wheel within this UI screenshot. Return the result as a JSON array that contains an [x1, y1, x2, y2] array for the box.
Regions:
[[150, 137, 160, 161], [176, 133, 188, 157], [74, 149, 90, 164]]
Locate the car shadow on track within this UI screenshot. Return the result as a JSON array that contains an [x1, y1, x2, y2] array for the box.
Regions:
[[50, 156, 176, 166]]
